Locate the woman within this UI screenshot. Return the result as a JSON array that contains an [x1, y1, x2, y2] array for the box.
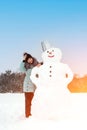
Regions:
[[20, 53, 40, 118]]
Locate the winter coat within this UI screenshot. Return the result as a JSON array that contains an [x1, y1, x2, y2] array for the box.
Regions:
[[20, 58, 39, 92]]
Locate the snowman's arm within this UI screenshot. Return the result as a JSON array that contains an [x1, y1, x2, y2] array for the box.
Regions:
[[64, 64, 73, 84], [30, 66, 39, 85]]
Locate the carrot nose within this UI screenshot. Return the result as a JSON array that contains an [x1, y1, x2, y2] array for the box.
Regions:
[[49, 52, 52, 54]]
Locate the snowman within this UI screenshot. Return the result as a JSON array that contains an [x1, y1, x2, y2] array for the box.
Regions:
[[30, 41, 73, 120]]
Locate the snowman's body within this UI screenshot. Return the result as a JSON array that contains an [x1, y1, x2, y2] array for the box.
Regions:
[[30, 47, 73, 119]]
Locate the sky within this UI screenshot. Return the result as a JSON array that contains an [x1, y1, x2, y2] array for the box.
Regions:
[[0, 0, 87, 76]]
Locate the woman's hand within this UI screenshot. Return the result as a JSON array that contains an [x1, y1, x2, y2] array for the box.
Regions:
[[36, 63, 42, 67]]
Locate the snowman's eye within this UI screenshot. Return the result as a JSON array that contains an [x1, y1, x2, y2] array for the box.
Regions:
[[52, 50, 54, 52], [47, 51, 49, 53]]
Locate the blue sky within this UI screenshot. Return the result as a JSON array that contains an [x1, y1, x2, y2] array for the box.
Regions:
[[0, 0, 87, 75]]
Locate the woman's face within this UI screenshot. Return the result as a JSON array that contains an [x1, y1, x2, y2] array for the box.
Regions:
[[27, 58, 33, 64]]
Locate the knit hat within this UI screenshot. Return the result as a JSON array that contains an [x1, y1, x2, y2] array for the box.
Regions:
[[25, 54, 33, 62]]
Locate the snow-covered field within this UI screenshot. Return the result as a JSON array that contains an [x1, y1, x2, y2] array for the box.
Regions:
[[1, 93, 87, 130]]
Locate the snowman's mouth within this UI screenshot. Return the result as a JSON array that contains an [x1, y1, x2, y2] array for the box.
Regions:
[[48, 55, 54, 58]]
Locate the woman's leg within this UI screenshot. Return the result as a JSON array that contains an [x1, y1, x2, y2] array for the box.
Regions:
[[25, 92, 34, 117]]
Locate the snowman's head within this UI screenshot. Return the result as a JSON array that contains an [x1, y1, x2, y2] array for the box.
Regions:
[[42, 47, 62, 63]]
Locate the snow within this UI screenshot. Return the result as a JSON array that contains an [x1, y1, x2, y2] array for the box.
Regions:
[[1, 93, 87, 130], [30, 47, 74, 120]]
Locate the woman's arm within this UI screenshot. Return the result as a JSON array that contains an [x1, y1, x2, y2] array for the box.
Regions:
[[19, 61, 27, 73]]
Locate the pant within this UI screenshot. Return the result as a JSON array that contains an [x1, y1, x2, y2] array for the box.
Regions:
[[25, 92, 34, 117]]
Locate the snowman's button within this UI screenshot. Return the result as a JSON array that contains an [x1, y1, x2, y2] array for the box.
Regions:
[[35, 74, 39, 78], [50, 66, 52, 68], [49, 75, 52, 77], [65, 73, 68, 78], [50, 71, 52, 73]]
